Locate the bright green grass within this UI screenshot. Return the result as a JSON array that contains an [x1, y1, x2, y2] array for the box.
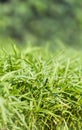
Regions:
[[0, 44, 82, 130]]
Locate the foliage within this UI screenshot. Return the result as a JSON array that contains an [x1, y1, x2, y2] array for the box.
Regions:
[[0, 0, 82, 46], [0, 44, 82, 130]]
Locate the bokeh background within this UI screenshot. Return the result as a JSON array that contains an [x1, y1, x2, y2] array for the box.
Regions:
[[0, 0, 82, 49]]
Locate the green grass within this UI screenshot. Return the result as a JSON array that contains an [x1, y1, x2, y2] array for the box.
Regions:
[[0, 44, 82, 130]]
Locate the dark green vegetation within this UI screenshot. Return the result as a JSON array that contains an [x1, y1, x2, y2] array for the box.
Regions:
[[0, 44, 82, 130], [0, 0, 82, 47]]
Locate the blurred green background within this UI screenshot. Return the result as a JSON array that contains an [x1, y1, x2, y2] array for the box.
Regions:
[[0, 0, 82, 48]]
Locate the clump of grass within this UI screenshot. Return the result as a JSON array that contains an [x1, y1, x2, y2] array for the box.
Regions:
[[0, 44, 82, 130]]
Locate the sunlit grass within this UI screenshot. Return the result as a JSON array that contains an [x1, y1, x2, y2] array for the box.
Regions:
[[0, 44, 82, 130]]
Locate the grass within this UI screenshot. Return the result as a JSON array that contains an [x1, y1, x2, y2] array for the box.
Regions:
[[0, 44, 82, 130]]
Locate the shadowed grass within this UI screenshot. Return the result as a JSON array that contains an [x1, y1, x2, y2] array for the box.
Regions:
[[0, 44, 82, 130]]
